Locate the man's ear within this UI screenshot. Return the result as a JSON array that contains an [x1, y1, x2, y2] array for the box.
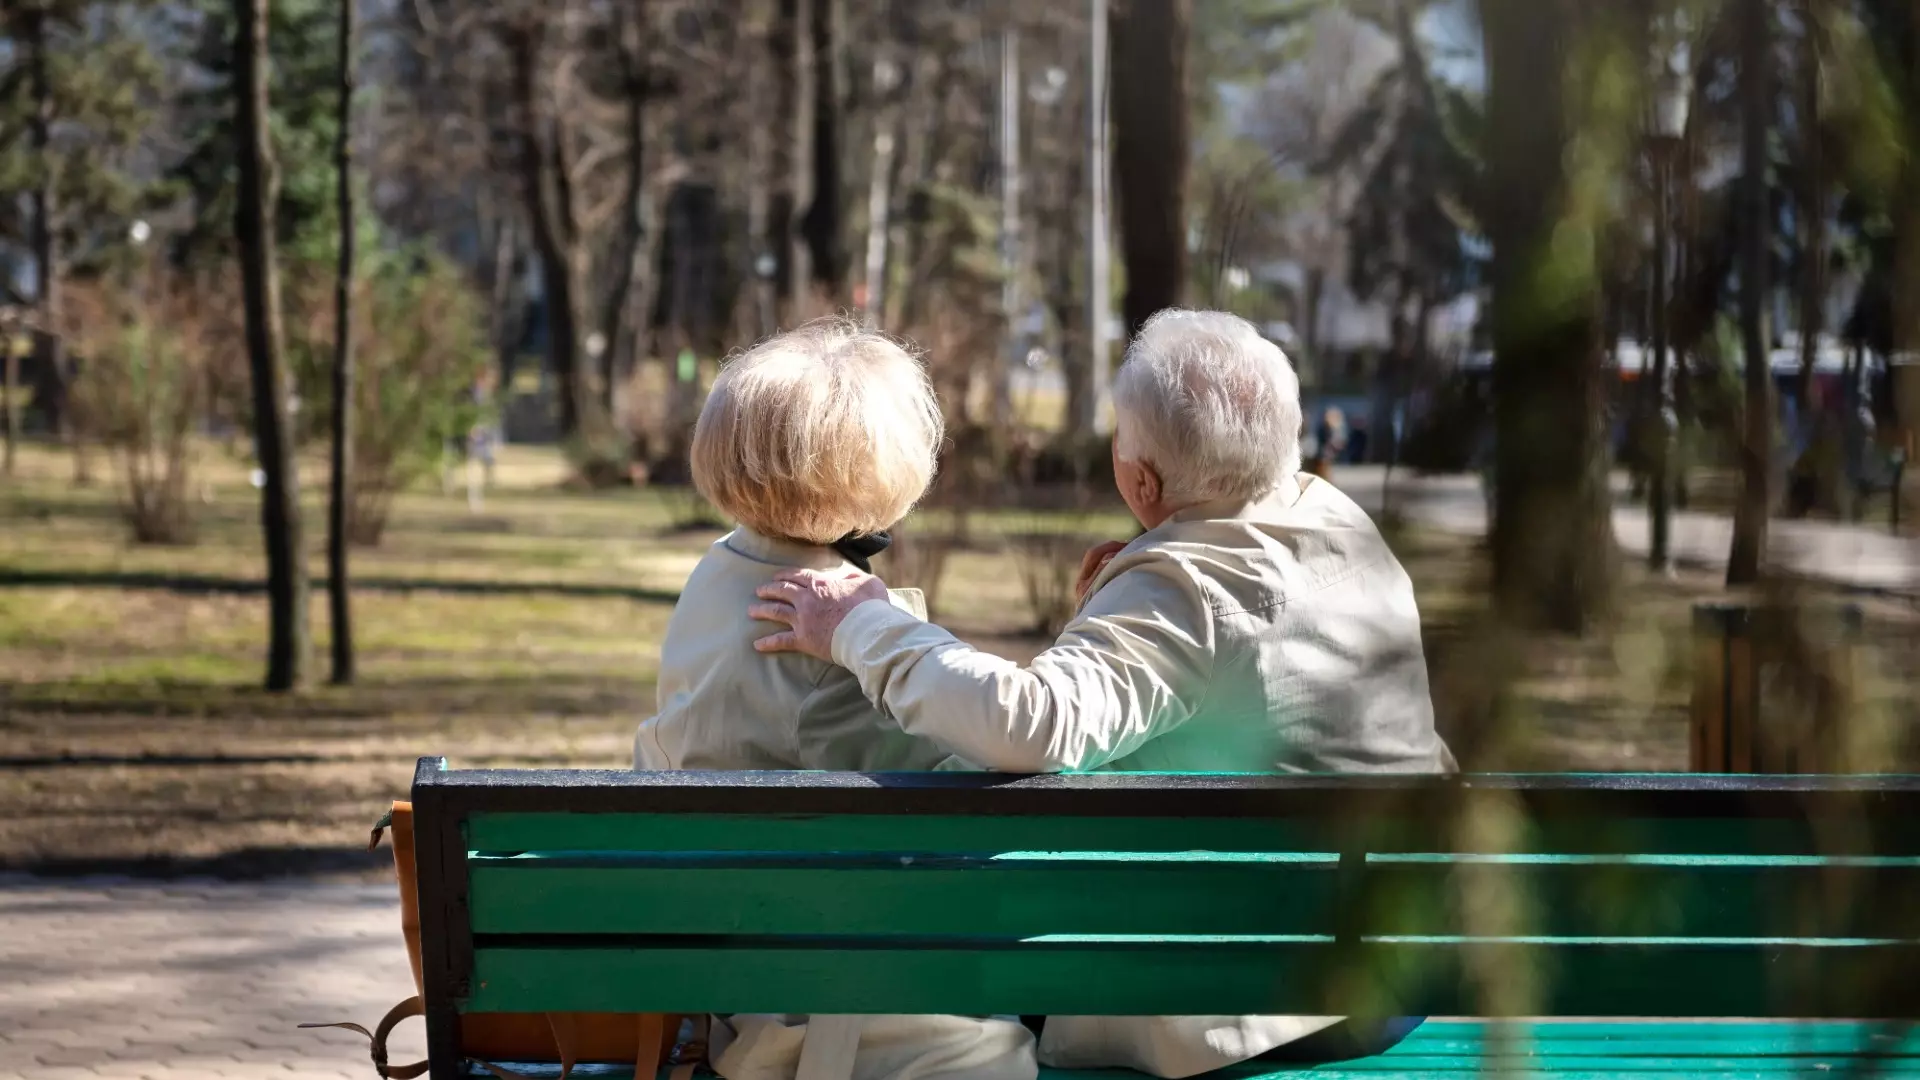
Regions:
[[1134, 460, 1162, 509]]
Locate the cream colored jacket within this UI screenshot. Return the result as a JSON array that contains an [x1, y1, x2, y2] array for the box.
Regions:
[[635, 529, 1031, 1080], [635, 527, 961, 773], [828, 473, 1455, 1077]]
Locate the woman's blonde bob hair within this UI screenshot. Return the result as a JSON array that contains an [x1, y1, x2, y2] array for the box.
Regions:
[[692, 317, 944, 546]]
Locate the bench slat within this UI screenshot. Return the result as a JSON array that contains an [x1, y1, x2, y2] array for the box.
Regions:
[[464, 939, 1920, 1017], [1365, 859, 1920, 939], [464, 851, 1920, 941], [467, 812, 1335, 856], [466, 811, 1920, 858], [469, 854, 1339, 937]]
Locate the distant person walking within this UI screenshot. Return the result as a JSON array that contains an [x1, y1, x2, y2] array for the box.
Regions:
[[1309, 406, 1347, 481], [445, 369, 501, 510], [467, 370, 501, 509]]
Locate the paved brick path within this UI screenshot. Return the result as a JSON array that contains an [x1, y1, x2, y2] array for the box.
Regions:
[[1, 878, 416, 1080]]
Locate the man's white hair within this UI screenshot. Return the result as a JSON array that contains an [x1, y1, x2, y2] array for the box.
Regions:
[[1112, 309, 1303, 504]]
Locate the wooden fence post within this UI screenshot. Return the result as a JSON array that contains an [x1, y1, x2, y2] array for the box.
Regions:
[[1691, 601, 1863, 773]]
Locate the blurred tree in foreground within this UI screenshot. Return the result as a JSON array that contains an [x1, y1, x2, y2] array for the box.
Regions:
[[1727, 0, 1773, 584], [1482, 0, 1627, 633]]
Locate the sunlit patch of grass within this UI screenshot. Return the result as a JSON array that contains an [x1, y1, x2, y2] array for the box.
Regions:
[[83, 652, 262, 688]]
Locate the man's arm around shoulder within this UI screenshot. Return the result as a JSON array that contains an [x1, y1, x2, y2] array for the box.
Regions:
[[819, 555, 1218, 773]]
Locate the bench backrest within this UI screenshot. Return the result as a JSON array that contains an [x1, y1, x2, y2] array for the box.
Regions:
[[410, 760, 1920, 1042]]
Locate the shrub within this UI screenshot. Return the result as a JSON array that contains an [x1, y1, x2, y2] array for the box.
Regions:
[[658, 484, 726, 534], [65, 277, 234, 545], [286, 251, 487, 545], [884, 517, 955, 618], [1009, 510, 1100, 637], [565, 433, 636, 491]]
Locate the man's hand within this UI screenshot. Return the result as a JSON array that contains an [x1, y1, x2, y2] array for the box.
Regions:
[[751, 568, 891, 661], [1075, 540, 1130, 603]]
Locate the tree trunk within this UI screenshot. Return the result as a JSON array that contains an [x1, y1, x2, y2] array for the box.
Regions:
[[884, 50, 942, 332], [861, 49, 900, 324], [1649, 147, 1674, 568], [26, 3, 67, 479], [1055, 79, 1094, 435], [234, 0, 311, 691], [488, 212, 524, 388], [603, 2, 657, 414], [1482, 0, 1618, 633], [1796, 1, 1825, 412], [787, 0, 818, 311], [746, 0, 780, 338], [800, 0, 847, 294], [327, 0, 356, 686], [663, 185, 715, 457], [1301, 265, 1325, 382], [3, 339, 15, 476], [1111, 0, 1191, 340], [1728, 0, 1772, 585], [508, 23, 611, 449]]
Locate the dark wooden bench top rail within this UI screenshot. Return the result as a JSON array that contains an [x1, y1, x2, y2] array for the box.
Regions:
[[410, 760, 1920, 1079]]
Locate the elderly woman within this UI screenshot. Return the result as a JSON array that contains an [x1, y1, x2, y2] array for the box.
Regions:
[[636, 318, 1036, 1080], [637, 318, 953, 773]]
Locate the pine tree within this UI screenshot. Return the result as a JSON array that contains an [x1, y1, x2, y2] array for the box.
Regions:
[[169, 0, 340, 261], [0, 0, 166, 443]]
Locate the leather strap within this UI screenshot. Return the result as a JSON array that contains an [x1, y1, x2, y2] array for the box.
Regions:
[[300, 996, 428, 1079], [633, 1013, 668, 1078], [548, 1012, 580, 1078]]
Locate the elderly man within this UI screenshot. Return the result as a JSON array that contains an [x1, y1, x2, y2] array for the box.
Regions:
[[750, 309, 1454, 1076]]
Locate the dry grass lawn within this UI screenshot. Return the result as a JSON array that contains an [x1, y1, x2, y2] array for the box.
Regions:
[[2, 441, 1914, 878]]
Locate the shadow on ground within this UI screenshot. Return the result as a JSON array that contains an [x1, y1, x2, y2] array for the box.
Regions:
[[4, 674, 647, 720], [0, 568, 681, 605], [4, 845, 390, 881]]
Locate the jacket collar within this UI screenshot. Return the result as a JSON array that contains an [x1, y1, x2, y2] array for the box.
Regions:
[[723, 527, 850, 571], [1163, 473, 1313, 528]]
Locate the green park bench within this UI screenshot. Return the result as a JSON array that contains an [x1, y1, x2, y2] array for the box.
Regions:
[[409, 758, 1920, 1078]]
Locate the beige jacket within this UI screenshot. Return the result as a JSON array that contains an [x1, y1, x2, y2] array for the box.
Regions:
[[828, 473, 1455, 1077], [635, 528, 961, 773], [636, 530, 1029, 1080]]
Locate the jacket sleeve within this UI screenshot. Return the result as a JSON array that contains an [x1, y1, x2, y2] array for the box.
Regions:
[[828, 558, 1216, 772], [791, 670, 976, 773]]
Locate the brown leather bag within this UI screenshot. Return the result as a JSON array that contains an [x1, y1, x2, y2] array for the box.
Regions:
[[304, 801, 700, 1080]]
